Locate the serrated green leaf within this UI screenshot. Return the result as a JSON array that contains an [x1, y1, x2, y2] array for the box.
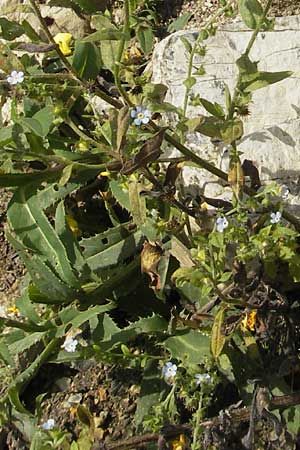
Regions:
[[165, 329, 211, 366], [110, 180, 131, 210], [7, 183, 79, 287], [82, 226, 143, 272]]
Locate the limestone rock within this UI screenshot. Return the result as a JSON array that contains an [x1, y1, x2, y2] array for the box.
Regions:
[[1, 0, 87, 39], [151, 16, 300, 206]]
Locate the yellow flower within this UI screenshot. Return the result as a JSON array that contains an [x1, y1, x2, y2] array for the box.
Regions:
[[54, 33, 73, 56], [171, 434, 186, 450], [241, 310, 257, 331], [7, 305, 19, 314]]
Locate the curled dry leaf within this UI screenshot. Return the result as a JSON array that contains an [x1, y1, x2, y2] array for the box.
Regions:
[[141, 241, 164, 291]]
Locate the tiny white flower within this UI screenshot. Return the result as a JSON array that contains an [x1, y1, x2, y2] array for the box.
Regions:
[[130, 106, 151, 126], [162, 362, 177, 379], [216, 217, 228, 233], [7, 70, 24, 85], [41, 418, 55, 430], [195, 373, 212, 386], [62, 336, 78, 353], [270, 211, 281, 224], [280, 184, 289, 200]]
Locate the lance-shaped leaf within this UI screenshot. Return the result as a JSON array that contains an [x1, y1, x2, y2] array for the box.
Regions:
[[241, 70, 293, 92], [7, 233, 77, 304], [121, 129, 165, 175], [7, 183, 80, 288], [55, 201, 90, 280], [211, 306, 226, 358], [81, 223, 143, 272]]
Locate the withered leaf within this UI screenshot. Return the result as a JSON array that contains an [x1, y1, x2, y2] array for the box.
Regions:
[[116, 105, 130, 153], [121, 129, 165, 175], [141, 241, 164, 291], [16, 43, 56, 53], [164, 162, 182, 188], [242, 159, 261, 191], [228, 160, 244, 196]]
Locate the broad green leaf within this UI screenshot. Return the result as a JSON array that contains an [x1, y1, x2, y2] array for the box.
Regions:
[[129, 181, 147, 227], [238, 0, 264, 29], [0, 18, 24, 40], [72, 41, 102, 80], [165, 329, 211, 366], [187, 116, 222, 139], [100, 39, 119, 71], [18, 118, 44, 137], [143, 83, 168, 103], [32, 106, 54, 137], [167, 13, 193, 33], [110, 180, 131, 211], [136, 23, 154, 54], [15, 293, 41, 324], [211, 306, 226, 358]]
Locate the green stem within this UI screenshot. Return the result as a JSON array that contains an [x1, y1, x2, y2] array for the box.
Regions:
[[228, 0, 273, 118], [183, 1, 235, 116], [192, 393, 203, 450], [113, 0, 133, 106]]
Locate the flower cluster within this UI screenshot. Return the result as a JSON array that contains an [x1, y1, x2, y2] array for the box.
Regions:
[[41, 418, 55, 430], [270, 211, 281, 224], [195, 373, 212, 386]]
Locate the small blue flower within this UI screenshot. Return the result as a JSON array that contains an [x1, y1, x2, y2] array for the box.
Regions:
[[270, 211, 281, 224], [130, 105, 151, 126], [62, 336, 78, 353], [7, 70, 24, 85], [195, 373, 212, 386], [216, 217, 228, 233], [280, 184, 289, 200], [162, 362, 177, 379], [41, 418, 55, 430]]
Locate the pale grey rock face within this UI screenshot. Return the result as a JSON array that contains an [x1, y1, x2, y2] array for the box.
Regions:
[[151, 16, 300, 206], [1, 0, 87, 38]]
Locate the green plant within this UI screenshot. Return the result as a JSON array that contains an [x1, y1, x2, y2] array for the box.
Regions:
[[0, 0, 300, 448]]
